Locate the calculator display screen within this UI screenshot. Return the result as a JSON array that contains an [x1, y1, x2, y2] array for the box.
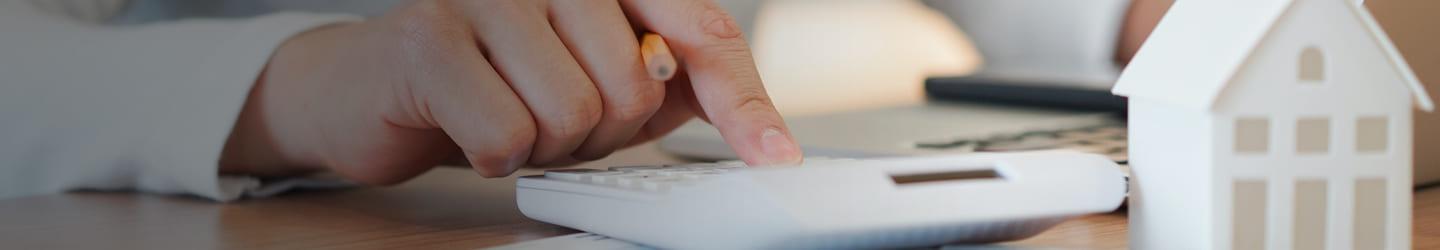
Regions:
[[889, 169, 1002, 186]]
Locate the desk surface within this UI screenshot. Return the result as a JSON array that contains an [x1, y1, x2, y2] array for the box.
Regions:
[[1, 144, 1438, 249]]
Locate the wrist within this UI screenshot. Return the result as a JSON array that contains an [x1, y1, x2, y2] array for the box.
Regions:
[[220, 22, 366, 176]]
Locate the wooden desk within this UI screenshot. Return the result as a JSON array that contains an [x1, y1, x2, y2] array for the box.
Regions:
[[1, 144, 1437, 249]]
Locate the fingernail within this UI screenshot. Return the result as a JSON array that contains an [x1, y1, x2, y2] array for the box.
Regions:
[[760, 127, 803, 165], [466, 152, 502, 178], [503, 151, 529, 176], [471, 152, 528, 178]]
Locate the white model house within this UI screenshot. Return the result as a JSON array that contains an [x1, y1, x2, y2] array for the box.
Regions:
[[1112, 0, 1434, 249]]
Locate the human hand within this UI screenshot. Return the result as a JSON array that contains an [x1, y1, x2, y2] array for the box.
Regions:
[[219, 0, 802, 184]]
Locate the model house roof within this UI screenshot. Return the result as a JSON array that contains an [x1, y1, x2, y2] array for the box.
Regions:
[[1111, 0, 1435, 111]]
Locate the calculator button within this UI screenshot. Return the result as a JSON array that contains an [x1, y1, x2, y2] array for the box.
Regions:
[[672, 164, 723, 171], [713, 164, 746, 169], [617, 175, 681, 189], [592, 173, 651, 185], [609, 165, 666, 172], [678, 172, 724, 181], [712, 168, 748, 173], [620, 168, 671, 173], [658, 170, 722, 177], [663, 164, 701, 170], [544, 169, 622, 182], [716, 160, 749, 167]]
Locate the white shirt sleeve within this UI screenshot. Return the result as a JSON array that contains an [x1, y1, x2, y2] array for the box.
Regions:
[[0, 2, 362, 201]]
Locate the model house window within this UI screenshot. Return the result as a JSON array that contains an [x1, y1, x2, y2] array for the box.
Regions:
[[1357, 116, 1389, 153], [1300, 47, 1325, 82], [1235, 118, 1270, 153], [1296, 118, 1330, 154]]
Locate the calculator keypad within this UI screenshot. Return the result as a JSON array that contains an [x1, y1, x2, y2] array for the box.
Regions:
[[543, 158, 854, 192], [544, 162, 748, 192]]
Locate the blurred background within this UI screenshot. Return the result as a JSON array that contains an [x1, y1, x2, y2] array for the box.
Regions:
[[729, 0, 1129, 116], [35, 0, 1436, 178]]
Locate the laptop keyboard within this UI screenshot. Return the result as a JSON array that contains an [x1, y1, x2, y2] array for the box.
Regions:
[[915, 124, 1128, 164]]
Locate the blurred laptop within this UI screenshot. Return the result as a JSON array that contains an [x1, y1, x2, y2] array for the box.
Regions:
[[659, 0, 1133, 163]]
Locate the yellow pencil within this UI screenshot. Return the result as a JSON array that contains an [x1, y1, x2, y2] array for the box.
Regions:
[[640, 33, 677, 81]]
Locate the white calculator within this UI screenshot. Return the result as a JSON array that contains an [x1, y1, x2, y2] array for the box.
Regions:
[[516, 152, 1127, 249]]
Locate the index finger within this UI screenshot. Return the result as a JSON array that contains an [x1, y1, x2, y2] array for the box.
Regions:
[[620, 0, 802, 165]]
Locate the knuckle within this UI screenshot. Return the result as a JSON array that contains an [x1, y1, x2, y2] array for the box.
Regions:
[[391, 1, 470, 55], [689, 35, 758, 76], [700, 40, 755, 63], [608, 84, 665, 123], [731, 89, 776, 115], [695, 1, 744, 40], [543, 97, 604, 141], [682, 1, 755, 65], [399, 1, 459, 31], [492, 119, 539, 158]]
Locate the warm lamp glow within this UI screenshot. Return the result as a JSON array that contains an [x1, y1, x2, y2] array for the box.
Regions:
[[751, 0, 982, 115]]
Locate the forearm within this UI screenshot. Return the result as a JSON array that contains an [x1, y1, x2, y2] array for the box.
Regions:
[[220, 22, 369, 177], [0, 4, 361, 200]]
